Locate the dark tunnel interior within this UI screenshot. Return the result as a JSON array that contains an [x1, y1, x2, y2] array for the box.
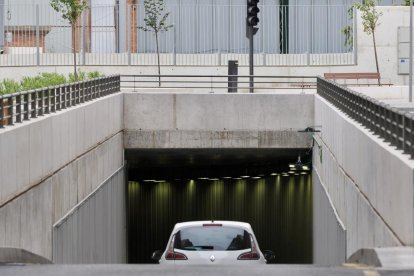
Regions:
[[125, 148, 313, 264]]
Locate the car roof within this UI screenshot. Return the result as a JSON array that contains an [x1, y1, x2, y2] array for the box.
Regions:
[[173, 221, 253, 231]]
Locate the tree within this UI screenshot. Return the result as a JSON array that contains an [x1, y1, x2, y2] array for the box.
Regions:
[[50, 0, 87, 81], [341, 7, 354, 52], [354, 0, 383, 85], [139, 0, 173, 87]]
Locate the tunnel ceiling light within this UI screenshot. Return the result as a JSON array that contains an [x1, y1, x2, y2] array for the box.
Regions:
[[281, 174, 289, 177], [233, 177, 242, 180], [198, 177, 209, 180], [300, 172, 308, 175], [252, 176, 261, 179], [241, 176, 250, 178], [143, 180, 156, 182], [295, 155, 303, 167], [222, 177, 232, 179], [270, 173, 278, 176], [288, 171, 295, 174], [294, 174, 300, 176], [302, 166, 310, 170], [209, 178, 220, 181], [155, 180, 166, 183], [289, 164, 295, 168]]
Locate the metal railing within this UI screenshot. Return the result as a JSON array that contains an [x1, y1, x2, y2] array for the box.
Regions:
[[0, 3, 356, 67], [317, 77, 414, 159], [120, 75, 317, 92], [0, 75, 120, 128]]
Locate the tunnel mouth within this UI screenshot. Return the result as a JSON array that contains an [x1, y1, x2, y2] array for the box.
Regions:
[[126, 148, 313, 264]]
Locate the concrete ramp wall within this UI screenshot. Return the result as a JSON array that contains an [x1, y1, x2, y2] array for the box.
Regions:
[[314, 95, 413, 260], [313, 170, 346, 266], [0, 94, 124, 261], [53, 166, 126, 264]]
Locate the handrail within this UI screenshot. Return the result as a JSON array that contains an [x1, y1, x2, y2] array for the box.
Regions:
[[120, 75, 317, 91], [317, 77, 414, 159], [0, 75, 121, 128]]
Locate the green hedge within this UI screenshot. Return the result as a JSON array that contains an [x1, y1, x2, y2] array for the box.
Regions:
[[0, 71, 105, 96]]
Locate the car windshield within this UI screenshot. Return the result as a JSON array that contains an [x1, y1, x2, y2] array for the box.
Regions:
[[174, 226, 251, 251]]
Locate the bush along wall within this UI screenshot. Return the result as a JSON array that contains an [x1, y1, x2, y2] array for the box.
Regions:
[[0, 71, 104, 96]]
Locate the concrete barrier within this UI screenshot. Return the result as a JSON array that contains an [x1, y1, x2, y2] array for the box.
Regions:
[[0, 94, 124, 261], [0, 248, 52, 264], [314, 95, 413, 259]]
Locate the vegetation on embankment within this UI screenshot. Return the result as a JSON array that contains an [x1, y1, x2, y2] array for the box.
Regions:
[[0, 71, 104, 96]]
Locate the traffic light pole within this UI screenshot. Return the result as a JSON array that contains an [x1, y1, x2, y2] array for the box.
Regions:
[[249, 26, 254, 93], [246, 0, 259, 93]]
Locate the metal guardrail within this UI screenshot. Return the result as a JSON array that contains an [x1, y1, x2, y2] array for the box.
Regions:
[[0, 75, 120, 128], [317, 77, 414, 159], [120, 75, 317, 91]]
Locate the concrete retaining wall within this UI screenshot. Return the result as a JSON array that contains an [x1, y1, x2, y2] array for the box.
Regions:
[[0, 93, 123, 208], [314, 95, 413, 258], [0, 133, 124, 260], [123, 93, 314, 149], [313, 170, 347, 266], [0, 94, 124, 261], [53, 166, 126, 264]]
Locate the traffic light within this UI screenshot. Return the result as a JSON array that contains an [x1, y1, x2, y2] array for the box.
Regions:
[[246, 0, 260, 27]]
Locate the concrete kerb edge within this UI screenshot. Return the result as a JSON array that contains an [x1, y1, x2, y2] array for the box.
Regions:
[[0, 247, 53, 264]]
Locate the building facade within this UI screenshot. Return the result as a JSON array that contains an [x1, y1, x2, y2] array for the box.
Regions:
[[0, 0, 407, 56]]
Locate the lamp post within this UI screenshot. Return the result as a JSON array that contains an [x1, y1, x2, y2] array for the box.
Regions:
[[410, 0, 413, 102]]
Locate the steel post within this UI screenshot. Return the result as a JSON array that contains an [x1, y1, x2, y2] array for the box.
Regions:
[[410, 0, 413, 102]]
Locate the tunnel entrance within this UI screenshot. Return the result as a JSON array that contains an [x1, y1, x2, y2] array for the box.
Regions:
[[126, 149, 312, 264]]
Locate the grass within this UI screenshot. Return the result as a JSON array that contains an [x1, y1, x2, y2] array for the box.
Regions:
[[0, 71, 105, 96]]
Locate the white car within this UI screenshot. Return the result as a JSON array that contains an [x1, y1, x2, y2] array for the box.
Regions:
[[152, 221, 274, 264]]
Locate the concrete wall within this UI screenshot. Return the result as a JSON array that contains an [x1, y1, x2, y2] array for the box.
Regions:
[[0, 94, 124, 260], [0, 133, 124, 260], [53, 166, 126, 264], [313, 170, 347, 266], [314, 95, 413, 259], [123, 93, 314, 149], [0, 94, 123, 207]]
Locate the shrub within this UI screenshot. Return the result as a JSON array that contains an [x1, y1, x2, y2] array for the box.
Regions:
[[0, 71, 104, 95], [69, 71, 86, 82], [40, 73, 67, 86], [1, 79, 21, 95], [87, 71, 104, 79]]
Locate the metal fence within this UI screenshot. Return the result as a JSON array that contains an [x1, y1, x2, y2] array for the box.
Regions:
[[0, 3, 357, 66], [317, 78, 414, 159], [120, 74, 317, 92], [0, 75, 120, 128]]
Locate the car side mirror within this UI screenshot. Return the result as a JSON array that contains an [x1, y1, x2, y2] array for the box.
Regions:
[[151, 250, 163, 263], [263, 250, 275, 262]]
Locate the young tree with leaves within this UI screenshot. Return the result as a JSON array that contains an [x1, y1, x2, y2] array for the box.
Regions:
[[50, 0, 87, 81], [355, 0, 383, 85], [139, 0, 172, 86]]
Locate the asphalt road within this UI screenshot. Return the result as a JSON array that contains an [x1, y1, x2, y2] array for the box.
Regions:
[[1, 264, 413, 276]]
